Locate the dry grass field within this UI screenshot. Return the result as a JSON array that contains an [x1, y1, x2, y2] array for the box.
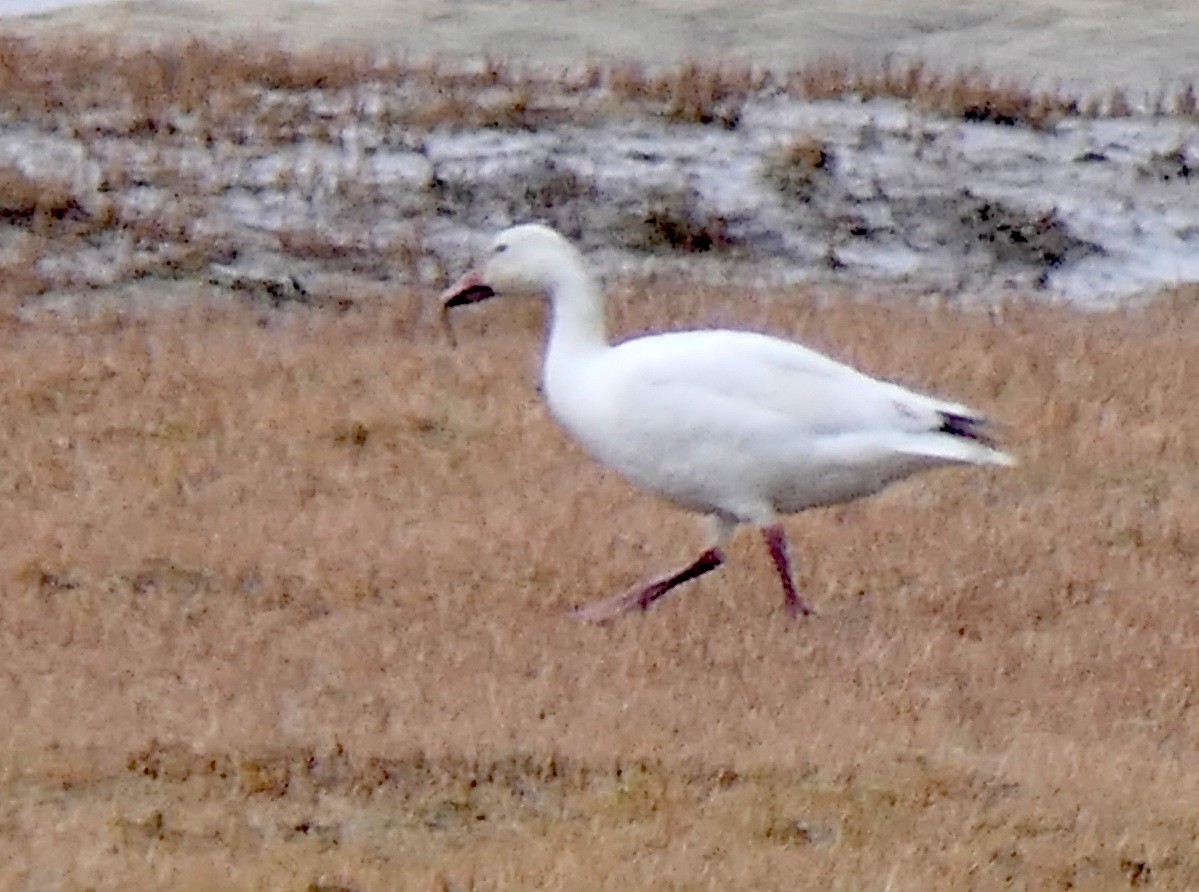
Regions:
[[1, 30, 1198, 892], [0, 278, 1197, 890]]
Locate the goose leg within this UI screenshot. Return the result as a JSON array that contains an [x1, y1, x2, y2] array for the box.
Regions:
[[572, 547, 725, 623], [762, 524, 815, 617]]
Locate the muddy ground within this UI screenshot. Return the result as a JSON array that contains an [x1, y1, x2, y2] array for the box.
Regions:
[[0, 36, 1196, 318]]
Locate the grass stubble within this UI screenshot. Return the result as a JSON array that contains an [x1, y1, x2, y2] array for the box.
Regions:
[[0, 279, 1196, 889], [0, 30, 1198, 892]]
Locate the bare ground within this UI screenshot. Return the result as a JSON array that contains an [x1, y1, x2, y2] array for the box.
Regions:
[[1, 34, 1197, 311], [0, 279, 1197, 889]]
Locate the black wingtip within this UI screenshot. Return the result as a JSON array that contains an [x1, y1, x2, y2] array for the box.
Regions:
[[938, 411, 999, 449]]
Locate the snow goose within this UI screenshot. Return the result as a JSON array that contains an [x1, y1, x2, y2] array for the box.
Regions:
[[442, 223, 1014, 622]]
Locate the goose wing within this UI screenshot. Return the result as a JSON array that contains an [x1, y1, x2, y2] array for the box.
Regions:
[[605, 330, 1012, 465]]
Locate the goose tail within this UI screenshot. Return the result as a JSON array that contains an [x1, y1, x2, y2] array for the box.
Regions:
[[926, 409, 1016, 467]]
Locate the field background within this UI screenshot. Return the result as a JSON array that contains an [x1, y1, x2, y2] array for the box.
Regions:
[[12, 0, 1199, 91], [2, 4, 1199, 890], [1, 282, 1198, 889]]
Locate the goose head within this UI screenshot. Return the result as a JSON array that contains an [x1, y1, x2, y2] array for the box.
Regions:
[[440, 223, 608, 350], [441, 223, 587, 311]]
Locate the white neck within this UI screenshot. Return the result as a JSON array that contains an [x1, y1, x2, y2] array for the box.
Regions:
[[532, 246, 615, 443], [543, 262, 609, 385]]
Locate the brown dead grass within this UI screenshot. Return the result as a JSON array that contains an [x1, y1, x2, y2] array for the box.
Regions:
[[785, 58, 1197, 128], [0, 33, 1195, 141], [761, 135, 837, 202], [0, 281, 1197, 889]]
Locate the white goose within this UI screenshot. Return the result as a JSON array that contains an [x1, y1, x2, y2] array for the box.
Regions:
[[442, 224, 1014, 622]]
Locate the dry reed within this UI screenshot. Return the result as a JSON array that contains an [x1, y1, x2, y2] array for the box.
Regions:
[[1, 33, 1195, 140]]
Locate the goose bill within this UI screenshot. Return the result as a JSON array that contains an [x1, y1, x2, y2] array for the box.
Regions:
[[441, 270, 496, 308], [440, 270, 496, 346]]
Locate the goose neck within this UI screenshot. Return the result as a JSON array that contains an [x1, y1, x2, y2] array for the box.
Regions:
[[546, 267, 608, 357]]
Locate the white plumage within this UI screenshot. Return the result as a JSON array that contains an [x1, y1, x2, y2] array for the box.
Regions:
[[442, 224, 1013, 622]]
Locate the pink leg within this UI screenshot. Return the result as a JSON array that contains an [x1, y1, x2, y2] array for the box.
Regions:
[[763, 524, 815, 617], [572, 547, 725, 624]]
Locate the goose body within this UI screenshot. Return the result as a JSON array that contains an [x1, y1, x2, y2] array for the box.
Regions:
[[442, 224, 1013, 621]]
